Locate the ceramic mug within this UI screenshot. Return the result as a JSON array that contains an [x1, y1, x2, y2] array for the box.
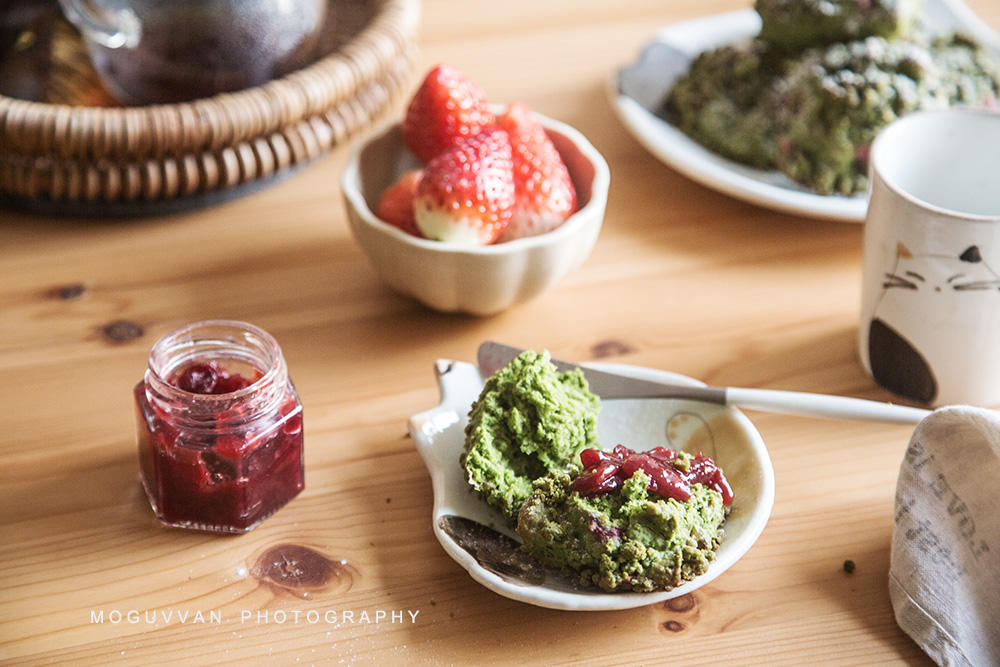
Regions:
[[859, 108, 1000, 407], [57, 0, 327, 104]]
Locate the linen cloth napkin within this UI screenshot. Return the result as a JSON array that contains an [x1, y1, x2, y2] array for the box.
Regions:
[[890, 406, 1000, 667]]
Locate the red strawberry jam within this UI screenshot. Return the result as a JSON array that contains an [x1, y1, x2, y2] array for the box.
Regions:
[[134, 321, 304, 533], [171, 361, 258, 395], [570, 445, 733, 506]]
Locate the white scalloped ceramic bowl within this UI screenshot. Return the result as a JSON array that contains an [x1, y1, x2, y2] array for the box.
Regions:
[[341, 111, 609, 316]]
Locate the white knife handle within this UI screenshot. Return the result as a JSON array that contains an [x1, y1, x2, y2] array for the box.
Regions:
[[725, 388, 931, 425]]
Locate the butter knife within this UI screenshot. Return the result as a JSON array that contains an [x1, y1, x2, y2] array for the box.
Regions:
[[477, 341, 931, 425]]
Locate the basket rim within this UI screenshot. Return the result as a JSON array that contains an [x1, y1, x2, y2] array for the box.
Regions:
[[0, 51, 414, 206], [0, 0, 420, 158]]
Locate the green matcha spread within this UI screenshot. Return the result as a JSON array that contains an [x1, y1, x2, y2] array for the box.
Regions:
[[462, 351, 732, 592], [666, 0, 1000, 195], [461, 351, 600, 524], [517, 461, 727, 592]]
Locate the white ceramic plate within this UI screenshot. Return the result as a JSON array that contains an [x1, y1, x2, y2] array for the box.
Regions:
[[608, 1, 1000, 223], [407, 360, 775, 611]]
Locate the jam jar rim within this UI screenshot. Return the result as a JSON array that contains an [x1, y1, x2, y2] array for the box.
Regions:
[[145, 319, 288, 409]]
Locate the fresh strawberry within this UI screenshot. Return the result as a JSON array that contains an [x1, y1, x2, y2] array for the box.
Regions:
[[375, 169, 424, 237], [414, 130, 515, 245], [402, 64, 496, 164], [496, 102, 577, 241]]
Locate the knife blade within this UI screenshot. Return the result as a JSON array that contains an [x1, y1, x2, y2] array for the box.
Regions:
[[477, 340, 726, 403], [476, 341, 932, 425]]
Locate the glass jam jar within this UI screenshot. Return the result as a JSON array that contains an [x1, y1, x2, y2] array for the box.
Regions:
[[134, 320, 304, 533]]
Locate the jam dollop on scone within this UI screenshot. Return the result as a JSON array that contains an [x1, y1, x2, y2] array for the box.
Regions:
[[517, 446, 732, 592]]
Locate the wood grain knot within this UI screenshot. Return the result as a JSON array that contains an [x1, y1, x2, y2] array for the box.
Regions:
[[50, 283, 86, 300], [661, 620, 685, 633], [251, 544, 354, 598], [100, 319, 143, 343], [590, 340, 635, 359], [664, 593, 696, 613]]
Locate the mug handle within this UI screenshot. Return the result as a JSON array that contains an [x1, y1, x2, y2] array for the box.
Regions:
[[57, 0, 140, 49]]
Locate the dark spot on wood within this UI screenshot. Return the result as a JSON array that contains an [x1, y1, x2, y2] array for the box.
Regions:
[[662, 620, 685, 632], [51, 283, 85, 300], [438, 515, 547, 586], [843, 559, 856, 574], [251, 544, 355, 598], [101, 319, 144, 344], [590, 340, 635, 359], [664, 593, 696, 612]]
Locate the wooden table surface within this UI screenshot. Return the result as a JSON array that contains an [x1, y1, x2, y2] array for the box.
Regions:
[[3, 1, 998, 664]]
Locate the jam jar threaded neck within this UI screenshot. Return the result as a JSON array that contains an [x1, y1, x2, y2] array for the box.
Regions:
[[144, 320, 288, 432]]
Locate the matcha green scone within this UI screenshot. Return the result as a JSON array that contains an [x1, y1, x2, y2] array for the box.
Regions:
[[462, 351, 600, 525], [774, 35, 1000, 195], [665, 39, 785, 169], [774, 36, 932, 195], [755, 0, 923, 51], [517, 448, 730, 592], [666, 0, 1000, 197]]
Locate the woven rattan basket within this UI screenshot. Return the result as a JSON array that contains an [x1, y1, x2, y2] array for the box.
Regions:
[[0, 0, 419, 215]]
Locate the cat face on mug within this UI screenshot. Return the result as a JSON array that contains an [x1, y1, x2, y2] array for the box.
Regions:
[[867, 242, 1000, 404], [881, 243, 1000, 294]]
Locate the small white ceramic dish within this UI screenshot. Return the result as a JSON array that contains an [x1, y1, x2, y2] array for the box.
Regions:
[[608, 0, 1000, 223], [341, 111, 609, 316], [407, 360, 775, 611]]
